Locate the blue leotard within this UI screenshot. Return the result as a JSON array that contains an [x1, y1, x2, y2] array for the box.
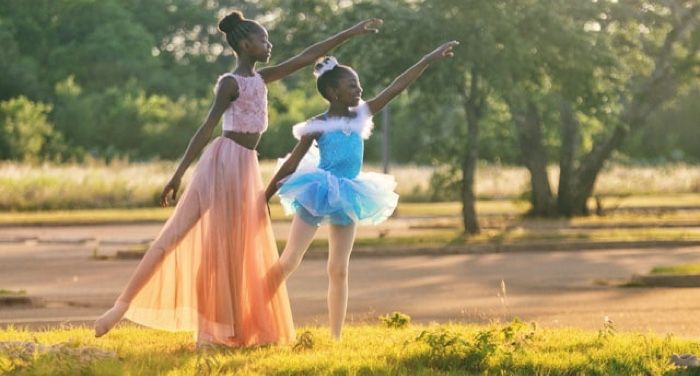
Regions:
[[277, 102, 398, 226]]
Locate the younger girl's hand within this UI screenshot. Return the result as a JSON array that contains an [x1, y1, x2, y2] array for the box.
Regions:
[[424, 41, 460, 63], [349, 18, 383, 35], [160, 177, 181, 207]]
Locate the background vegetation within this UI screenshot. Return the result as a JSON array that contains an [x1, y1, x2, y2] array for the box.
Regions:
[[1, 0, 698, 228]]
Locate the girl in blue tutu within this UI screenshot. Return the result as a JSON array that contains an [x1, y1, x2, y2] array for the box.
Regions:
[[265, 40, 458, 339]]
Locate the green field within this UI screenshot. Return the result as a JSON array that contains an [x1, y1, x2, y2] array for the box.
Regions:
[[1, 320, 699, 375], [2, 161, 700, 211]]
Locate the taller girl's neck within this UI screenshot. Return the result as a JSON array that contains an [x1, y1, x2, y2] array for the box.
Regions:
[[326, 102, 351, 118], [233, 55, 257, 77]]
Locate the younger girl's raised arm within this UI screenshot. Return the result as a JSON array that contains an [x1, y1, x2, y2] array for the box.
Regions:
[[366, 41, 459, 115], [259, 19, 382, 83]]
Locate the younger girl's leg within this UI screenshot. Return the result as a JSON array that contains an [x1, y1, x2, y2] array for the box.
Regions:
[[327, 223, 357, 340], [276, 214, 318, 280], [94, 191, 203, 337]]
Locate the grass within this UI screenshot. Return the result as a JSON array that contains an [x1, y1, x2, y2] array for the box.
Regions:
[[2, 160, 700, 211], [326, 227, 700, 250], [0, 202, 517, 226], [108, 226, 700, 261], [1, 320, 699, 375], [0, 207, 176, 225], [651, 263, 700, 276], [0, 289, 26, 296], [3, 194, 700, 226]]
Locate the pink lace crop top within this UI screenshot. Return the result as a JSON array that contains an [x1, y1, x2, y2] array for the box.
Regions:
[[215, 72, 268, 133]]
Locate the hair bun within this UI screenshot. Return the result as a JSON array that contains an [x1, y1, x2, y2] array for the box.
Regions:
[[218, 11, 245, 34], [314, 56, 339, 78]]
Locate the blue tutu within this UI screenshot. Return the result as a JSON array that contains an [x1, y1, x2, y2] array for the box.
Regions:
[[276, 102, 399, 226], [278, 168, 398, 226]]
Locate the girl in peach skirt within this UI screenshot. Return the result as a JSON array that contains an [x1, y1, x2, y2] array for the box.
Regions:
[[93, 10, 382, 347]]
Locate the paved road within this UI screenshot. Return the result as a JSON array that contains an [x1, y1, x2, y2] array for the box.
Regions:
[[1, 232, 699, 338]]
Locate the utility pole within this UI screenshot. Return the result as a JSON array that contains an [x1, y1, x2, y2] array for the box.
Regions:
[[382, 105, 390, 173]]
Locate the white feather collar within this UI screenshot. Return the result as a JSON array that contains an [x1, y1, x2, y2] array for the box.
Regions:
[[293, 102, 374, 140]]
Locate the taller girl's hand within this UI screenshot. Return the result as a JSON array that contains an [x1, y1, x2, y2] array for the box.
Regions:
[[348, 18, 383, 35], [259, 18, 383, 83], [160, 177, 181, 207], [424, 41, 460, 63]]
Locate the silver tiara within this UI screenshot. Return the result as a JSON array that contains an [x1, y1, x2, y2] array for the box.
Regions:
[[314, 56, 338, 78]]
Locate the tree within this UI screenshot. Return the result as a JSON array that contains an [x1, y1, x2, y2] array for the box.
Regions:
[[557, 0, 700, 215], [0, 96, 63, 162]]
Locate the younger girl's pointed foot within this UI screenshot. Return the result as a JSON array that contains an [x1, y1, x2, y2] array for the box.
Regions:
[[94, 301, 128, 338]]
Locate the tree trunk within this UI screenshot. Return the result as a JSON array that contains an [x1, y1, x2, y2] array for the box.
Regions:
[[510, 100, 555, 216], [557, 5, 698, 216], [557, 99, 580, 216], [460, 68, 483, 234]]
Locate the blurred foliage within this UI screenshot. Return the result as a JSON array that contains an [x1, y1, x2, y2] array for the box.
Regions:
[[0, 0, 697, 170]]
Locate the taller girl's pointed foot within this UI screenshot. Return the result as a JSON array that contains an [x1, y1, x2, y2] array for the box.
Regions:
[[94, 301, 129, 338]]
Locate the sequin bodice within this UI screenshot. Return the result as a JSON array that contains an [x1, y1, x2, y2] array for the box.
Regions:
[[317, 131, 364, 178], [215, 72, 268, 133]]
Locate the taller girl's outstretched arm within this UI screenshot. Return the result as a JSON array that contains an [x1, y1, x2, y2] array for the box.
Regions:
[[366, 41, 459, 115], [259, 19, 382, 83], [160, 78, 239, 206]]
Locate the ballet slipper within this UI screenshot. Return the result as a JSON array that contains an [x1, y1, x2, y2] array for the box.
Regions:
[[94, 301, 129, 338]]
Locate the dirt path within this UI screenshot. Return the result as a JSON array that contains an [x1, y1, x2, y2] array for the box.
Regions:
[[1, 236, 699, 338]]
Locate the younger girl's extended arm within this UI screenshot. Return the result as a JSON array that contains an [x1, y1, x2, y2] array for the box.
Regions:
[[366, 41, 459, 115], [160, 78, 239, 206], [259, 19, 382, 83], [265, 135, 317, 202]]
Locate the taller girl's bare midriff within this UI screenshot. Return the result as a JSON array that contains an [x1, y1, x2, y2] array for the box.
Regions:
[[223, 130, 261, 150]]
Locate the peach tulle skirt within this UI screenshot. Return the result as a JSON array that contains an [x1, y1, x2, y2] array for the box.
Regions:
[[123, 137, 295, 346]]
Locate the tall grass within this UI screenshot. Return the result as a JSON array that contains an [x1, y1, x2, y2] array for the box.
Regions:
[[2, 161, 700, 211], [0, 160, 182, 211]]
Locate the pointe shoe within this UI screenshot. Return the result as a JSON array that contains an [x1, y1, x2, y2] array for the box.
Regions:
[[94, 301, 129, 338]]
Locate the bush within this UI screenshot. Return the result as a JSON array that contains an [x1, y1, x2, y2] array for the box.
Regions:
[[0, 96, 65, 163], [379, 311, 411, 329]]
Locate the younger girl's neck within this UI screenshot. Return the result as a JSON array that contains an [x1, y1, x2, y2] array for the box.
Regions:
[[326, 102, 351, 118], [233, 55, 257, 77]]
